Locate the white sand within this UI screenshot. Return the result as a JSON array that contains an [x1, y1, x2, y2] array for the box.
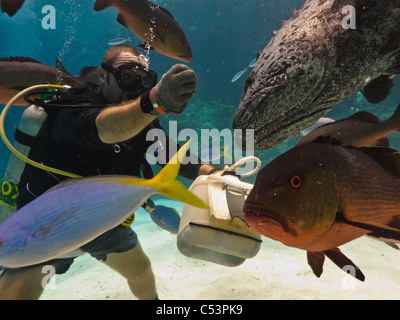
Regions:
[[40, 199, 400, 300]]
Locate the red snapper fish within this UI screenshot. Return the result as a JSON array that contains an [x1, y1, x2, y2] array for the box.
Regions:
[[94, 0, 193, 62], [244, 137, 400, 281]]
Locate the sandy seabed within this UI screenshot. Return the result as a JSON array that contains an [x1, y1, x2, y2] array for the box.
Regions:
[[40, 199, 400, 300]]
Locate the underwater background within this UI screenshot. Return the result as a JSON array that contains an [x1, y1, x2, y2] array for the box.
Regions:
[[1, 0, 400, 184], [1, 0, 400, 301]]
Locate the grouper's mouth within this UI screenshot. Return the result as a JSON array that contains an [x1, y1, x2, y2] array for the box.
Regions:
[[234, 91, 333, 150], [243, 203, 291, 233]]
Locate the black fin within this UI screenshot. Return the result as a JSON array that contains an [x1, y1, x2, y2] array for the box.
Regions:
[[307, 251, 325, 278], [1, 0, 24, 17], [337, 212, 400, 241], [79, 66, 98, 77], [158, 6, 174, 19], [56, 58, 73, 77], [347, 111, 380, 124], [323, 248, 365, 281], [361, 76, 394, 104], [0, 57, 41, 63], [116, 13, 128, 28]]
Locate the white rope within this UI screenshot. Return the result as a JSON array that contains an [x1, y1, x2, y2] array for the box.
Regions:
[[222, 156, 262, 178]]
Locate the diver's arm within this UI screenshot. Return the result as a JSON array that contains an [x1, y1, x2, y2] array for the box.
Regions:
[[95, 98, 157, 144]]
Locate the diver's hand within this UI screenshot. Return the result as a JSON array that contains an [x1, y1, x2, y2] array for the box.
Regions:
[[151, 64, 197, 114]]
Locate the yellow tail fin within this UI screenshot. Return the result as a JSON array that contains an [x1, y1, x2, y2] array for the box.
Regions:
[[220, 144, 233, 160], [141, 140, 209, 209]]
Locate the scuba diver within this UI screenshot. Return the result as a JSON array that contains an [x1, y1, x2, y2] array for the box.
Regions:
[[0, 45, 220, 300]]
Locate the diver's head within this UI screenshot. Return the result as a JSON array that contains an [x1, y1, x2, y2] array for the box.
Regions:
[[99, 45, 157, 103]]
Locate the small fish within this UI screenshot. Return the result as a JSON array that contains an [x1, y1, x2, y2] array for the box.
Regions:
[[244, 137, 400, 281], [296, 102, 400, 148], [0, 140, 208, 268], [1, 0, 24, 17], [296, 117, 335, 140], [231, 68, 248, 83], [199, 144, 232, 163], [150, 205, 181, 234], [107, 36, 132, 46], [94, 0, 193, 62], [248, 58, 257, 68]]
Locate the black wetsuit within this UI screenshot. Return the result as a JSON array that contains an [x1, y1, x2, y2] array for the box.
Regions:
[[15, 85, 202, 273]]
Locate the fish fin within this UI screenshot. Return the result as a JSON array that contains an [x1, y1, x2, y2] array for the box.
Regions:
[[307, 251, 325, 278], [158, 6, 174, 19], [56, 59, 74, 78], [0, 57, 41, 63], [323, 248, 365, 281], [360, 76, 394, 104], [347, 111, 380, 124], [79, 66, 98, 77], [355, 146, 400, 178], [384, 241, 399, 250], [94, 0, 114, 11], [374, 137, 390, 147], [138, 43, 155, 51], [140, 140, 209, 209], [116, 13, 129, 28], [1, 0, 24, 17], [337, 212, 400, 241]]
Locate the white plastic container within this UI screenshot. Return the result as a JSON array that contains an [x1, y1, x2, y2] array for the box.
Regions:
[[177, 174, 262, 267]]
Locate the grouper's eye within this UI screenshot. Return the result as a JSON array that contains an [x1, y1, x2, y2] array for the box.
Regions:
[[290, 174, 302, 189]]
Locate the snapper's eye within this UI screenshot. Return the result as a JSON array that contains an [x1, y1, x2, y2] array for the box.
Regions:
[[290, 174, 302, 189]]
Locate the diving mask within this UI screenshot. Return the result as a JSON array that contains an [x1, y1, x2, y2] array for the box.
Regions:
[[101, 62, 157, 91]]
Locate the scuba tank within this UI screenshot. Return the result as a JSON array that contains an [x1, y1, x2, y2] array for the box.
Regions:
[[0, 105, 47, 224], [177, 173, 262, 267]]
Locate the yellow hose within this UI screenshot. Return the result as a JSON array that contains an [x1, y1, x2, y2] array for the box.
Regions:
[[0, 84, 82, 179]]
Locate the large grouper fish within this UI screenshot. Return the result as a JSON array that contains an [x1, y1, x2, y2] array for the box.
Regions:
[[243, 137, 400, 281], [0, 141, 208, 268], [233, 0, 400, 150]]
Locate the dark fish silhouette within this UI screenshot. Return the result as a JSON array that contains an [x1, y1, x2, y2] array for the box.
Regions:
[[1, 0, 24, 17]]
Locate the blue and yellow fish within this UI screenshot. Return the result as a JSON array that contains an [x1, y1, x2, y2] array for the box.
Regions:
[[0, 140, 208, 268]]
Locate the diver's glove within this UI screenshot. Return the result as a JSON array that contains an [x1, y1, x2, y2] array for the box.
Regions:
[[150, 64, 197, 115]]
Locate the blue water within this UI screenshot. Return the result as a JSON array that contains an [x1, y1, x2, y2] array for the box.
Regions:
[[1, 0, 400, 178]]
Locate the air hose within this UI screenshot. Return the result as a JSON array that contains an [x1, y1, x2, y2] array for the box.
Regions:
[[0, 84, 82, 179]]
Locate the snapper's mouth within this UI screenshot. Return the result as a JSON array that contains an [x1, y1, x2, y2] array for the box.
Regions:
[[243, 203, 290, 232]]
